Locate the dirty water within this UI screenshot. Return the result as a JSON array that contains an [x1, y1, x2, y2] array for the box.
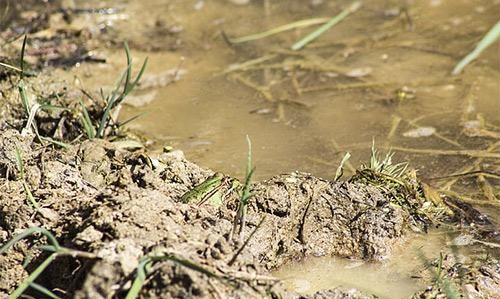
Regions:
[[272, 230, 469, 298], [107, 0, 500, 184]]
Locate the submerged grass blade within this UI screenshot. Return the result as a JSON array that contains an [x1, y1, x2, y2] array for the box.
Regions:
[[292, 1, 362, 50], [452, 20, 500, 75], [227, 17, 330, 44]]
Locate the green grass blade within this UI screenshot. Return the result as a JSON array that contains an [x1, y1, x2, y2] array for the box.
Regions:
[[8, 253, 57, 299], [38, 104, 69, 111], [14, 148, 25, 179], [96, 46, 148, 138], [21, 181, 40, 210], [39, 136, 71, 149], [125, 258, 151, 299], [96, 65, 131, 138], [18, 80, 30, 114], [227, 17, 330, 44], [241, 135, 254, 205], [0, 227, 60, 254], [452, 20, 500, 75], [126, 57, 149, 95], [123, 42, 132, 94], [29, 282, 63, 299], [126, 251, 221, 299], [20, 35, 27, 79], [79, 100, 96, 139], [292, 1, 362, 51], [14, 148, 40, 210]]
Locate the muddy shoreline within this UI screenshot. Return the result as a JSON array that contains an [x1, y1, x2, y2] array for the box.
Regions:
[[1, 1, 499, 298], [0, 93, 498, 298]]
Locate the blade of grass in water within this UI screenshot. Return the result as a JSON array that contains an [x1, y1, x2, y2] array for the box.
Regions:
[[227, 17, 330, 44], [292, 1, 362, 51], [452, 20, 500, 75]]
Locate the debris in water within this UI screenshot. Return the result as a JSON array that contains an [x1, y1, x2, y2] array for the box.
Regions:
[[403, 127, 436, 138]]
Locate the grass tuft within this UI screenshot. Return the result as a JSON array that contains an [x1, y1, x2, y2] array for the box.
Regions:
[[350, 142, 443, 230], [79, 100, 96, 139], [1, 227, 98, 299], [94, 43, 148, 138], [365, 141, 408, 178]]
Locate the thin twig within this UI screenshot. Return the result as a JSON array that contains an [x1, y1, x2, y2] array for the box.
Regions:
[[383, 146, 500, 159]]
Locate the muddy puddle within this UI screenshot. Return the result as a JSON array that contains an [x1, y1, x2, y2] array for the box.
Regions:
[[0, 0, 499, 298], [273, 229, 495, 298], [108, 0, 500, 183]]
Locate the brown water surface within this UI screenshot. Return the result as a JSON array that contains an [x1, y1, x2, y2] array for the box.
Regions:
[[103, 0, 499, 184], [273, 231, 447, 298]]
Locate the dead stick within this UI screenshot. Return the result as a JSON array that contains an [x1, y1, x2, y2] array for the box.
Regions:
[[382, 146, 500, 159]]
